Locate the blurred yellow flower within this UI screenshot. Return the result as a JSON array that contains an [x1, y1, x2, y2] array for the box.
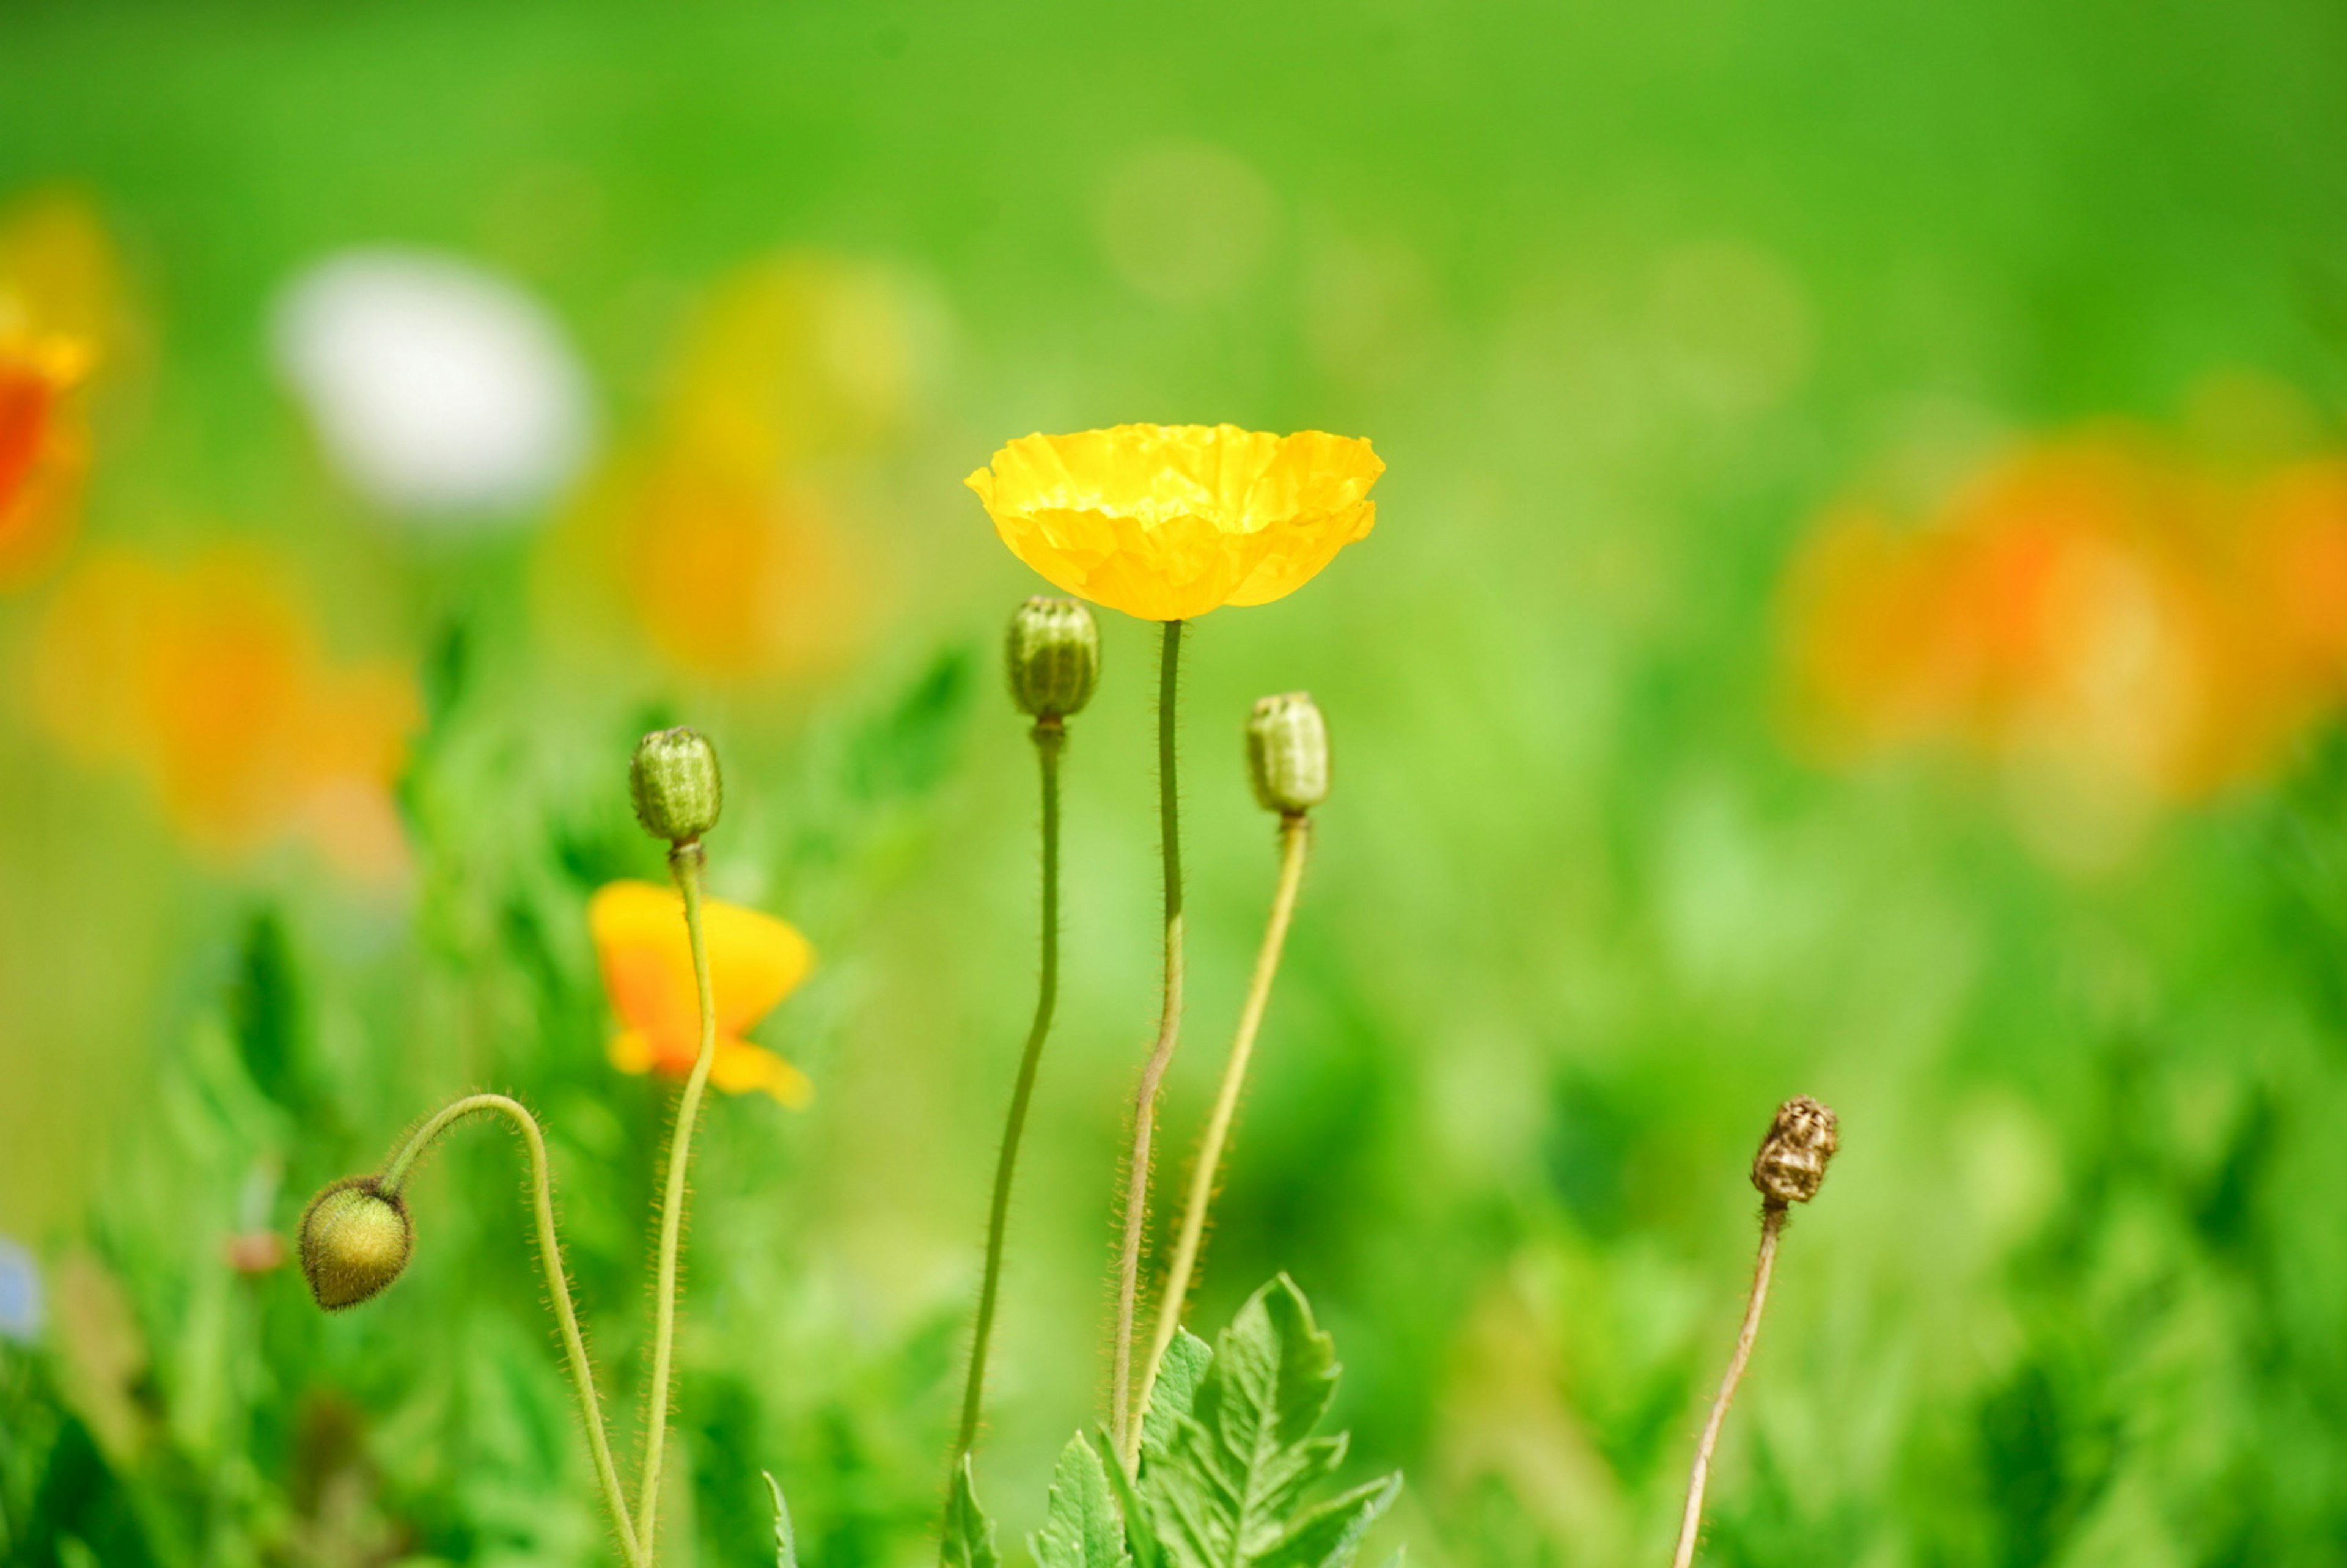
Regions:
[[32, 549, 417, 881], [588, 880, 815, 1105], [966, 423, 1383, 621]]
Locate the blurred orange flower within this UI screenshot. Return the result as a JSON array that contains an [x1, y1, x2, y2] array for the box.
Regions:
[[588, 879, 815, 1105], [1, 190, 133, 590], [966, 424, 1384, 621], [1785, 434, 2347, 815], [32, 549, 418, 881], [0, 321, 91, 588]]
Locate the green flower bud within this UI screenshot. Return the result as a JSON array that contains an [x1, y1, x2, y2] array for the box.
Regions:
[[1751, 1095, 1840, 1207], [1245, 692, 1329, 816], [1005, 596, 1100, 719], [630, 727, 722, 845], [298, 1177, 414, 1311]]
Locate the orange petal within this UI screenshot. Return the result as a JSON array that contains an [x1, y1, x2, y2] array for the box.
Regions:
[[589, 880, 814, 1063]]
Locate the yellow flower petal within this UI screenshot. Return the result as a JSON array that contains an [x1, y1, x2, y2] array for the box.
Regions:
[[966, 424, 1383, 620]]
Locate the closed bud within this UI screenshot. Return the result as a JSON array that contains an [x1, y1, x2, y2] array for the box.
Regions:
[[1751, 1096, 1840, 1207], [1246, 692, 1329, 816], [298, 1177, 414, 1311], [1005, 597, 1100, 719], [630, 727, 722, 845]]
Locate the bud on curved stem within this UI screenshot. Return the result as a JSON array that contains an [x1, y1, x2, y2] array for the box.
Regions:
[[1671, 1097, 1840, 1568], [298, 1177, 412, 1310], [305, 1094, 643, 1568]]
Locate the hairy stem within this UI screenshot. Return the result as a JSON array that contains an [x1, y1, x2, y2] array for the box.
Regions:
[[379, 1094, 641, 1568], [954, 720, 1067, 1459], [1134, 812, 1310, 1429], [1672, 1202, 1786, 1568], [637, 842, 719, 1561], [1111, 618, 1185, 1467]]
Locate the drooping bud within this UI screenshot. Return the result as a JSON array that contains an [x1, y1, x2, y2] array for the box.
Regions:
[[298, 1177, 414, 1311], [630, 727, 722, 845], [1005, 596, 1100, 720], [1245, 692, 1330, 816], [1751, 1096, 1839, 1207]]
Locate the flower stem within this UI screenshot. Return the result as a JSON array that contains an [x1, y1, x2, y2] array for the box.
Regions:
[[378, 1094, 642, 1568], [1672, 1201, 1787, 1568], [1111, 618, 1185, 1468], [1135, 811, 1310, 1429], [954, 719, 1066, 1459], [636, 841, 719, 1562]]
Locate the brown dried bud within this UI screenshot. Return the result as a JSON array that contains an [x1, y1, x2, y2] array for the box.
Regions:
[[1751, 1095, 1838, 1207]]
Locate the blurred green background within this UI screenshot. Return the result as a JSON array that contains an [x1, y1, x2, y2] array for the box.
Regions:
[[7, 1, 2347, 1564]]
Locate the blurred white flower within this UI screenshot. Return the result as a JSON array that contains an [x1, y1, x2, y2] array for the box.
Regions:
[[272, 249, 592, 521]]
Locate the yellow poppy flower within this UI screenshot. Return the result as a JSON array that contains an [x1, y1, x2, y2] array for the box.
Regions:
[[588, 880, 816, 1106], [966, 423, 1383, 621]]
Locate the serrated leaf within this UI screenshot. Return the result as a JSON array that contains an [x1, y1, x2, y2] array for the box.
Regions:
[[1032, 1432, 1134, 1568], [1257, 1475, 1401, 1568], [1142, 1329, 1214, 1459], [765, 1471, 800, 1568], [1141, 1275, 1391, 1568], [1094, 1427, 1168, 1568], [945, 1454, 1003, 1568]]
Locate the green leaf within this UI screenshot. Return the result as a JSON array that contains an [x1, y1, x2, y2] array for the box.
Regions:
[[1033, 1433, 1134, 1568], [765, 1471, 799, 1568], [1142, 1329, 1214, 1458], [1139, 1276, 1402, 1568], [945, 1453, 1003, 1568], [1255, 1476, 1401, 1568], [1095, 1427, 1169, 1568]]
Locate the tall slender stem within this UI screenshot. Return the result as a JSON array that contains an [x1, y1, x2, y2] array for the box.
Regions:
[[1136, 812, 1310, 1427], [1111, 618, 1185, 1467], [637, 843, 719, 1561], [1671, 1203, 1787, 1568], [954, 720, 1066, 1457], [378, 1094, 642, 1568]]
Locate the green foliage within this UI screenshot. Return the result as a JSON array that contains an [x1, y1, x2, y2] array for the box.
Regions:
[[1140, 1330, 1213, 1458], [1032, 1435, 1131, 1568], [944, 1454, 1003, 1568], [1136, 1278, 1399, 1568], [954, 1283, 1398, 1568], [766, 1472, 799, 1568]]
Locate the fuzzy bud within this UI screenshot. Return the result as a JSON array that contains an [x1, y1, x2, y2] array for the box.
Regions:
[[1005, 597, 1100, 720], [1245, 692, 1330, 816], [1751, 1096, 1839, 1207], [630, 727, 722, 845], [298, 1177, 413, 1311]]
